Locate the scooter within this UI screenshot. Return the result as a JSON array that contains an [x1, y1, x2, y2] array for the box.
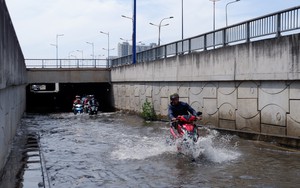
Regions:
[[73, 104, 84, 115], [88, 104, 98, 115], [169, 112, 202, 155]]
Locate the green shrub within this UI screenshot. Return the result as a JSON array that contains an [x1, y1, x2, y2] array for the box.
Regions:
[[141, 99, 156, 121]]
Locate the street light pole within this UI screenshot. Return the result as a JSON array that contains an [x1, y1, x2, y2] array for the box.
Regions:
[[181, 0, 184, 40], [121, 15, 133, 21], [77, 50, 84, 67], [76, 50, 83, 59], [120, 37, 132, 43], [86, 42, 94, 59], [209, 0, 220, 49], [226, 0, 240, 27], [100, 31, 110, 67], [55, 34, 64, 67], [149, 16, 174, 46]]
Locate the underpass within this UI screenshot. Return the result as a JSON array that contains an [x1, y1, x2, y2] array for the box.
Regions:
[[26, 67, 114, 113]]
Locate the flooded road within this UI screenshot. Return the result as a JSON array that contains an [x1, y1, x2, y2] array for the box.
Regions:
[[2, 112, 300, 188]]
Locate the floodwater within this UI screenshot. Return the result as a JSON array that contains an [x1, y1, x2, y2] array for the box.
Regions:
[[1, 112, 300, 188]]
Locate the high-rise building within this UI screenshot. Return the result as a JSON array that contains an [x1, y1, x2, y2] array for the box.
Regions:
[[117, 42, 156, 57]]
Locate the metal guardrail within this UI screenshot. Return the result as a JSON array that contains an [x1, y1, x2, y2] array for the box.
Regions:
[[25, 59, 109, 69], [112, 6, 300, 67]]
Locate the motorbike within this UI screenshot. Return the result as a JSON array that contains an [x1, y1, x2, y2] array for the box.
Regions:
[[88, 105, 98, 115], [88, 98, 99, 115], [73, 103, 84, 115], [169, 112, 202, 156]]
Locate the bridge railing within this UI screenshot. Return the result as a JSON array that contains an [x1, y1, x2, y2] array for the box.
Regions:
[[25, 59, 108, 69], [112, 5, 300, 67]]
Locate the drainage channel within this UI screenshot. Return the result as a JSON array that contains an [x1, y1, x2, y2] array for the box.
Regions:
[[15, 133, 49, 188]]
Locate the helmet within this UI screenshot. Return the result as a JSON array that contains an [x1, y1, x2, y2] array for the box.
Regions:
[[170, 93, 179, 100], [75, 95, 80, 98]]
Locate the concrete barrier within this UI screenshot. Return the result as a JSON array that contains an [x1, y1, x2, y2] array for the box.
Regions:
[[0, 0, 27, 172]]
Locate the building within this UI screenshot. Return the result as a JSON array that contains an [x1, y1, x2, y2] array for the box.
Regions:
[[117, 42, 157, 57]]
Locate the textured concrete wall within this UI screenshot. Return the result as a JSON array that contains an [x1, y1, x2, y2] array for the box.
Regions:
[[112, 81, 300, 139], [0, 0, 27, 172], [111, 34, 300, 142]]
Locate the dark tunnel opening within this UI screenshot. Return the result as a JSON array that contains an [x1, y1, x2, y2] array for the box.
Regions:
[[26, 83, 115, 113]]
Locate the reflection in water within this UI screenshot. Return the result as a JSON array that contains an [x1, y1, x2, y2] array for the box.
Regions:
[[1, 112, 300, 187]]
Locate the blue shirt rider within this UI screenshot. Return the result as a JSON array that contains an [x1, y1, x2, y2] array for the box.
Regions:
[[168, 93, 200, 129]]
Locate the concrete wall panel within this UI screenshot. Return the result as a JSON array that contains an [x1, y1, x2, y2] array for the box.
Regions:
[[238, 81, 258, 99], [261, 124, 286, 136], [289, 100, 300, 123], [290, 82, 300, 99], [178, 83, 189, 98], [219, 103, 236, 121], [261, 105, 286, 126], [237, 99, 259, 119], [236, 113, 260, 133], [219, 119, 236, 130], [259, 81, 289, 112], [287, 114, 300, 138]]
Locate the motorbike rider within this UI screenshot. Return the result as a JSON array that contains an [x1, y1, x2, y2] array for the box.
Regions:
[[88, 95, 99, 110], [168, 93, 201, 129], [72, 95, 82, 110], [83, 95, 91, 113]]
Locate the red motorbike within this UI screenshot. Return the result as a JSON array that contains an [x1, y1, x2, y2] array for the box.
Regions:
[[169, 112, 202, 154]]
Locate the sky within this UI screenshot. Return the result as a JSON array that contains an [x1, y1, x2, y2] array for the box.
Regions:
[[5, 0, 300, 59]]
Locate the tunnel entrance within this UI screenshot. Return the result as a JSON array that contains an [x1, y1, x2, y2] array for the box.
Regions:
[[26, 83, 114, 113]]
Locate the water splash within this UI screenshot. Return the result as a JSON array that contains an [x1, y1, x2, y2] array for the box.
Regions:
[[198, 129, 241, 163], [111, 135, 176, 160], [166, 128, 241, 163]]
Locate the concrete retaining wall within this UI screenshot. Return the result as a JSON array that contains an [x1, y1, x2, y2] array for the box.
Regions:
[[111, 34, 300, 145], [0, 0, 27, 172]]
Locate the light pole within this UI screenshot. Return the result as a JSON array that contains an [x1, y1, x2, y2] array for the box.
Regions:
[[121, 13, 136, 64], [181, 0, 184, 40], [121, 15, 133, 21], [149, 16, 174, 46], [120, 37, 132, 43], [68, 51, 75, 59], [86, 42, 94, 59], [103, 47, 115, 66], [100, 31, 111, 67], [210, 0, 220, 31], [77, 50, 84, 67], [52, 34, 64, 67], [76, 50, 83, 59], [209, 0, 220, 49], [226, 0, 240, 27]]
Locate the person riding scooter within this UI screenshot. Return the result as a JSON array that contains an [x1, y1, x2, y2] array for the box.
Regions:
[[72, 95, 82, 110], [88, 95, 99, 115], [83, 95, 91, 113], [168, 93, 201, 130]]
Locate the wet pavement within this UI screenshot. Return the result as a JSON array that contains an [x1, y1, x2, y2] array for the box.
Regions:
[[1, 112, 300, 188]]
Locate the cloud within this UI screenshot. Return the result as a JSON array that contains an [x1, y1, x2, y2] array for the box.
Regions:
[[5, 0, 300, 59]]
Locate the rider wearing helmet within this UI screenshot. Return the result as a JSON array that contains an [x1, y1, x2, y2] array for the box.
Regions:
[[72, 95, 82, 110], [168, 93, 201, 128], [88, 95, 99, 108]]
